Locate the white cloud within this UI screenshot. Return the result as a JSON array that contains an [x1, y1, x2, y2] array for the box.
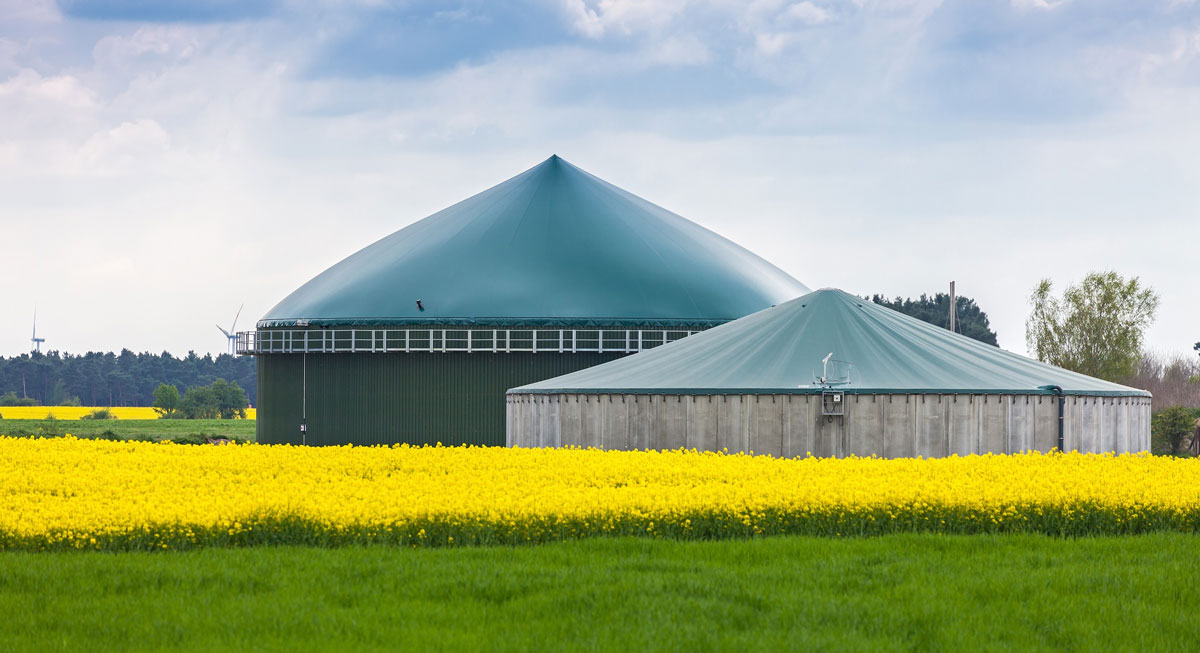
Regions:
[[648, 34, 711, 64], [560, 0, 688, 38], [565, 0, 623, 38], [754, 31, 791, 56], [93, 26, 201, 64], [2, 0, 1200, 360], [1138, 26, 1200, 77], [785, 1, 835, 25], [76, 119, 171, 171], [0, 0, 60, 24], [1010, 0, 1070, 10], [0, 68, 96, 108]]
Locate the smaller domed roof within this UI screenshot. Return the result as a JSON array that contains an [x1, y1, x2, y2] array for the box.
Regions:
[[510, 289, 1151, 397], [260, 155, 808, 328]]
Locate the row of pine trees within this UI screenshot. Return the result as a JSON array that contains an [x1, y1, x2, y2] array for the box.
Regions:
[[0, 350, 256, 407]]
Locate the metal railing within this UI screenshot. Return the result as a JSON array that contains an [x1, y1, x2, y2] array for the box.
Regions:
[[236, 327, 702, 355]]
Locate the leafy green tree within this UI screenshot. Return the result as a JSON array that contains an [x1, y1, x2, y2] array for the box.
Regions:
[[152, 384, 182, 418], [869, 293, 998, 346], [211, 379, 249, 419], [178, 379, 248, 419], [1026, 271, 1159, 382], [0, 391, 35, 407], [47, 379, 79, 406], [181, 385, 219, 419], [1153, 405, 1196, 456]]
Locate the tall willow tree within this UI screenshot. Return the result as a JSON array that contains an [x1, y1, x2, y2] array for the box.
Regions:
[[1026, 271, 1159, 382]]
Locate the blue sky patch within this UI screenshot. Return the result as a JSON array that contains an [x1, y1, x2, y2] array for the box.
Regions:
[[57, 0, 278, 22]]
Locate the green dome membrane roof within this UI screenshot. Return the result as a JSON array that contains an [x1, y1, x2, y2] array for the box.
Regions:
[[509, 289, 1151, 397], [260, 156, 808, 328]]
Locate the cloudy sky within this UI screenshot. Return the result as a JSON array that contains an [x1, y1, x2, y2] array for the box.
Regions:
[[1, 0, 1197, 358]]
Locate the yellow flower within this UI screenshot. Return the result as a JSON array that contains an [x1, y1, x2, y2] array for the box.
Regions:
[[0, 437, 1195, 551]]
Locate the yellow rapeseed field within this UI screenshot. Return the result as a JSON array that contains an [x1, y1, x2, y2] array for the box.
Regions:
[[1, 437, 1197, 551], [0, 406, 255, 420]]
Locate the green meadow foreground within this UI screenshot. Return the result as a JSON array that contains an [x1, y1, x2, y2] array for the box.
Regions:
[[0, 418, 255, 442], [2, 432, 1195, 650], [2, 535, 1197, 651]]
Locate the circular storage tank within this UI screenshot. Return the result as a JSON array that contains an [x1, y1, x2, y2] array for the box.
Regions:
[[245, 156, 809, 446], [506, 289, 1151, 457]]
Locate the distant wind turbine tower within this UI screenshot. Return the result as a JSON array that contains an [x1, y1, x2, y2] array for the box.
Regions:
[[217, 304, 244, 355], [31, 308, 45, 353]]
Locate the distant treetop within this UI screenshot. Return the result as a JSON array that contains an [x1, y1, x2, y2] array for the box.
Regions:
[[868, 293, 999, 346]]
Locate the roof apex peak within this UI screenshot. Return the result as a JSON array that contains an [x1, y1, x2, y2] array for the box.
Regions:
[[262, 155, 808, 326]]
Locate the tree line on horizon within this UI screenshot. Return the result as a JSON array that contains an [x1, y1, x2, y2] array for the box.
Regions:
[[0, 350, 255, 407], [2, 279, 1188, 417]]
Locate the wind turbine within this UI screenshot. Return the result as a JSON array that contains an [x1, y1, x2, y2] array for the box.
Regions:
[[217, 304, 244, 355], [31, 308, 45, 353]]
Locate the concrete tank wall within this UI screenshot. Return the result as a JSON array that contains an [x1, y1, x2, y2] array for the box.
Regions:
[[506, 393, 1151, 457]]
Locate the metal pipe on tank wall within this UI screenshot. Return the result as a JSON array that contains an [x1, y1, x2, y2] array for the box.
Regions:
[[1040, 385, 1065, 451], [301, 352, 307, 445]]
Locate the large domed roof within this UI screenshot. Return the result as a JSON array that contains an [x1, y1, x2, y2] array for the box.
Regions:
[[511, 288, 1151, 396], [260, 156, 808, 328]]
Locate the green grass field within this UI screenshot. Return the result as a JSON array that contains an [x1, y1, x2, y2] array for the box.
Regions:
[[0, 418, 256, 442], [2, 534, 1197, 651]]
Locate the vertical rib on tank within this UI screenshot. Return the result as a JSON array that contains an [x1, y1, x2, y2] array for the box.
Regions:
[[506, 289, 1152, 457], [248, 155, 810, 446]]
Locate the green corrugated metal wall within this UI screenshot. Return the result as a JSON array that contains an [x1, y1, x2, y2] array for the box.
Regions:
[[256, 352, 627, 446]]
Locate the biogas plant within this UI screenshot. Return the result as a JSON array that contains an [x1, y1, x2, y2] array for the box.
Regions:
[[241, 157, 1150, 456], [240, 156, 806, 447], [508, 288, 1150, 458]]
